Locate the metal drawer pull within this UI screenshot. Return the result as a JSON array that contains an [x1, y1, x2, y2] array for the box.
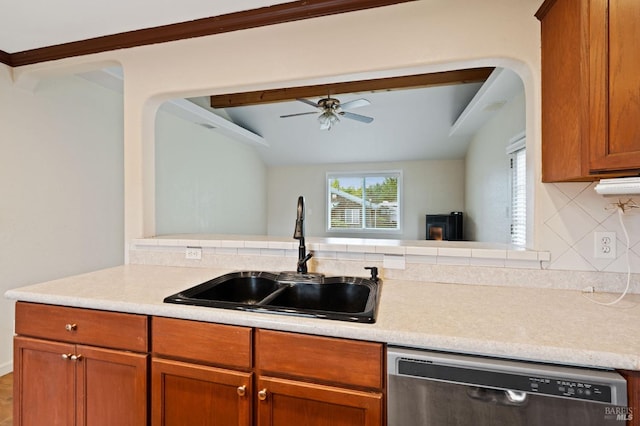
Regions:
[[61, 353, 72, 360], [65, 323, 77, 332], [237, 385, 246, 397], [70, 354, 82, 361], [258, 389, 268, 401]]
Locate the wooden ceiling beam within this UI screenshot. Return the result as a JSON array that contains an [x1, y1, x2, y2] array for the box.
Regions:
[[8, 0, 415, 67], [210, 67, 494, 108]]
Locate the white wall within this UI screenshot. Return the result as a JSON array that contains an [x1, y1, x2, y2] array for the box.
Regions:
[[11, 1, 542, 248], [465, 91, 526, 243], [2, 0, 638, 375], [155, 109, 268, 235], [8, 1, 637, 268], [267, 160, 464, 240], [0, 65, 124, 374]]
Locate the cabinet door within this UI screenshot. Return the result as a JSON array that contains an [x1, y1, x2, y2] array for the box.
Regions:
[[589, 0, 640, 172], [257, 376, 382, 426], [152, 358, 252, 426], [13, 336, 76, 426], [76, 345, 148, 426], [538, 0, 590, 182]]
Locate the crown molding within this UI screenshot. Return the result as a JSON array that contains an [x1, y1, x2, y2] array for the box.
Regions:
[[0, 50, 11, 66], [7, 0, 414, 67]]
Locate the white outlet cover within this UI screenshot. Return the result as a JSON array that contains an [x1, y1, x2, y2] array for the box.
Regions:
[[594, 232, 616, 259], [185, 247, 203, 260]]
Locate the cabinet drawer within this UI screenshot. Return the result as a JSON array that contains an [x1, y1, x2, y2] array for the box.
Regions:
[[152, 316, 252, 369], [256, 329, 383, 389], [15, 302, 148, 352]]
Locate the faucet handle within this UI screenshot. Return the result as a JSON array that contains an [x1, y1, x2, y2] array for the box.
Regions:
[[365, 266, 379, 282], [297, 252, 313, 267]]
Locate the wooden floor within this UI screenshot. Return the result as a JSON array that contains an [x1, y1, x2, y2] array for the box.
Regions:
[[0, 374, 12, 426]]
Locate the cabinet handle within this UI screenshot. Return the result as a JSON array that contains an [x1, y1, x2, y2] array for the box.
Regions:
[[258, 389, 268, 401], [65, 323, 77, 332], [70, 354, 82, 361], [61, 353, 72, 360], [237, 385, 246, 397]]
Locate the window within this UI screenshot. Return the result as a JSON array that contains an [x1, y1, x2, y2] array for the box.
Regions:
[[344, 209, 360, 224], [327, 171, 401, 232], [507, 135, 526, 246]]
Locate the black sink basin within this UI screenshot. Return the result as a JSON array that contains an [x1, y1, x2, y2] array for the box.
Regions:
[[266, 278, 373, 313], [166, 271, 280, 306], [163, 271, 380, 323]]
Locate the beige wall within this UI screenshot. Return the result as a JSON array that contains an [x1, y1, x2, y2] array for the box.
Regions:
[[0, 67, 124, 374], [267, 160, 465, 240], [155, 109, 268, 235], [465, 91, 526, 243], [11, 0, 542, 251], [3, 0, 638, 375], [10, 0, 639, 270]]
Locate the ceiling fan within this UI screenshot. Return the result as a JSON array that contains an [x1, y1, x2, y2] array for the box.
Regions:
[[280, 97, 374, 130]]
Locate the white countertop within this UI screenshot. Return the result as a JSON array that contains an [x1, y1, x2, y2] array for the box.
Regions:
[[5, 264, 640, 370]]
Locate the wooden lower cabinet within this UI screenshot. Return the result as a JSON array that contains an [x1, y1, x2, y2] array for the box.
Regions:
[[619, 371, 640, 426], [14, 336, 148, 426], [151, 358, 253, 426], [257, 376, 382, 426], [150, 317, 385, 426], [254, 329, 384, 426], [14, 305, 640, 426], [13, 337, 75, 426]]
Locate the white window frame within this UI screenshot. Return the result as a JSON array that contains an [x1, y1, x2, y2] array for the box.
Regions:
[[344, 208, 360, 225], [326, 170, 402, 234], [506, 132, 526, 247]]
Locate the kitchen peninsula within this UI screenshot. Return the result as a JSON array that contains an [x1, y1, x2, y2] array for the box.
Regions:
[[6, 254, 640, 425]]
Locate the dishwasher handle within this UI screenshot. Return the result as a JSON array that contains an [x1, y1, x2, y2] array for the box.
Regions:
[[467, 386, 529, 407]]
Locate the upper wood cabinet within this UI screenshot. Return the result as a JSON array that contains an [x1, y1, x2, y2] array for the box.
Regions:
[[537, 0, 640, 181]]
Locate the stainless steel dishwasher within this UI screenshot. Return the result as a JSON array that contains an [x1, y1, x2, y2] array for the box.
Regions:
[[388, 347, 629, 425]]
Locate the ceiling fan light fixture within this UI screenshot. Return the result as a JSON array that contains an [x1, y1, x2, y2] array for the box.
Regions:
[[281, 96, 373, 130], [318, 110, 339, 130]]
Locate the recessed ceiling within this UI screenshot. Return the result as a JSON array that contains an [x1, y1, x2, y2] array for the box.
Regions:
[[195, 67, 524, 167], [216, 82, 484, 166], [79, 65, 522, 167], [0, 0, 289, 53]]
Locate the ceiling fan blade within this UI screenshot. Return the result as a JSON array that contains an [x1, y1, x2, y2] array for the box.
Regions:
[[296, 98, 320, 108], [280, 111, 319, 118], [340, 98, 371, 110], [340, 111, 374, 123]]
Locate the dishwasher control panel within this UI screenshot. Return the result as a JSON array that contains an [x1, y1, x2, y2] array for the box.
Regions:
[[389, 347, 627, 406], [530, 377, 611, 402]]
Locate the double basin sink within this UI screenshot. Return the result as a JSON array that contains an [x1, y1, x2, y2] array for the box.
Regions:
[[164, 270, 380, 323]]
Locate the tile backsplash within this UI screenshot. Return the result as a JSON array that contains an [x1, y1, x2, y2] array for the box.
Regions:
[[540, 182, 640, 273], [128, 181, 639, 295]]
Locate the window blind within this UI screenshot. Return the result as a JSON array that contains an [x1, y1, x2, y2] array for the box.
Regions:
[[328, 172, 401, 232], [510, 148, 526, 246]]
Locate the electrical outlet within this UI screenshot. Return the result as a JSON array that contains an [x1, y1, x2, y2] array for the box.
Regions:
[[594, 232, 616, 259], [185, 247, 202, 260]]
